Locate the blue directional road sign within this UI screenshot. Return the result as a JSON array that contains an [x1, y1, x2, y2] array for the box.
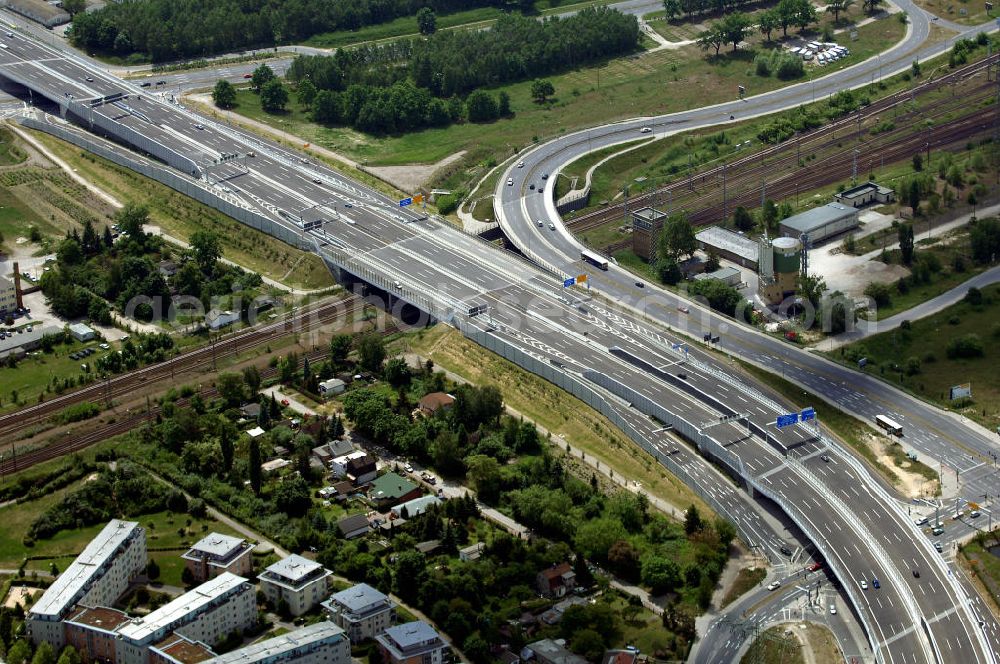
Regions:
[[801, 407, 816, 422], [776, 413, 798, 428], [563, 277, 576, 288], [398, 197, 412, 207]]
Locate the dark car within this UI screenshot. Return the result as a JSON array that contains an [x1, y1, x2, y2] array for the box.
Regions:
[[140, 81, 151, 87], [780, 545, 793, 556], [872, 578, 881, 589], [635, 281, 644, 288], [912, 569, 920, 578]]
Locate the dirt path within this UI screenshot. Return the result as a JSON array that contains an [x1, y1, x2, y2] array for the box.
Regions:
[[184, 93, 360, 170], [366, 150, 467, 193]]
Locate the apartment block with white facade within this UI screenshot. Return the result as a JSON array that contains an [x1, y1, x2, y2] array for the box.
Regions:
[[181, 533, 255, 584], [321, 583, 396, 642], [205, 621, 349, 664], [258, 554, 332, 617], [375, 621, 449, 664], [27, 520, 146, 649], [115, 573, 256, 664]]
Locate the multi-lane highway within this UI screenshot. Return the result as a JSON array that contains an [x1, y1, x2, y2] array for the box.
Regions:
[[0, 13, 997, 663], [494, 0, 1000, 509]]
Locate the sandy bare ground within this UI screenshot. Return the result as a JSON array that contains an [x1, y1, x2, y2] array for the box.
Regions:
[[4, 585, 38, 609], [366, 150, 466, 194]]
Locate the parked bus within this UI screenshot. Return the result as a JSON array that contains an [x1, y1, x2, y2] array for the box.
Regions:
[[581, 249, 609, 271], [874, 414, 903, 436]]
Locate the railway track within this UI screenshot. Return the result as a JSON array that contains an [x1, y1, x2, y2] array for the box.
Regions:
[[565, 55, 998, 238], [0, 294, 371, 442], [0, 320, 401, 475]]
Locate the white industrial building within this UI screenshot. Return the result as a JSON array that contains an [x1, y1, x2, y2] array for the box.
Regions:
[[259, 554, 332, 617], [322, 583, 397, 642], [68, 322, 96, 342], [693, 266, 742, 287], [115, 573, 256, 664], [27, 520, 146, 649], [779, 202, 859, 244], [833, 181, 895, 208], [694, 227, 760, 269], [206, 621, 350, 664]]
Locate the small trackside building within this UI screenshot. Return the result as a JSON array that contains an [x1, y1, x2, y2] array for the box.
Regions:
[[181, 533, 255, 584], [259, 554, 332, 617], [833, 182, 895, 208], [27, 520, 146, 650], [778, 202, 859, 244], [322, 583, 397, 642]]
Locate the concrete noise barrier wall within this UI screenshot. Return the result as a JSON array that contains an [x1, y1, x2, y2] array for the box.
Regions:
[[20, 117, 310, 252]]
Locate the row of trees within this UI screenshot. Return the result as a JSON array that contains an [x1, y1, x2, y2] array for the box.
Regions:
[[69, 0, 500, 61], [665, 0, 882, 23], [285, 9, 637, 100]]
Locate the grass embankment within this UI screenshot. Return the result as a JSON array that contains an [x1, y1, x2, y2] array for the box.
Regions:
[[407, 324, 713, 518], [913, 0, 996, 25], [741, 626, 805, 664], [738, 360, 940, 493], [720, 566, 767, 608], [226, 13, 904, 186], [304, 0, 612, 50], [961, 533, 1000, 614], [28, 130, 335, 291], [829, 282, 1000, 431]]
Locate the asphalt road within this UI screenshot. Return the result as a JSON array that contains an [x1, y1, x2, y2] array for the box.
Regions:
[[0, 16, 996, 664]]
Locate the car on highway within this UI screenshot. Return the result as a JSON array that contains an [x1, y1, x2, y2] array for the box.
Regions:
[[912, 569, 920, 578], [829, 604, 837, 615], [517, 161, 524, 168], [635, 281, 644, 288], [536, 220, 543, 227], [548, 223, 555, 231], [860, 580, 868, 590], [677, 305, 689, 314], [767, 581, 780, 591], [542, 173, 549, 179], [243, 73, 252, 78], [640, 127, 652, 133], [820, 454, 831, 462], [779, 545, 793, 556], [312, 178, 322, 183], [156, 80, 166, 85], [140, 81, 151, 87], [5, 32, 13, 38], [85, 76, 93, 82], [872, 578, 881, 589], [676, 372, 687, 380], [529, 183, 535, 190], [194, 124, 204, 130], [507, 178, 513, 186]]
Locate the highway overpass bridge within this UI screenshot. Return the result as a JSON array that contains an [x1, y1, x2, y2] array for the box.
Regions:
[[0, 24, 995, 664]]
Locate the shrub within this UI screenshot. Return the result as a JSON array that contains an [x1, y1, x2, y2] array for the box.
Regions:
[[946, 333, 984, 359]]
